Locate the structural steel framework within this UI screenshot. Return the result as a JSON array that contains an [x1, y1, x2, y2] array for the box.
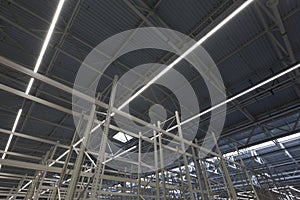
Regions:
[[0, 0, 300, 199], [0, 56, 299, 199]]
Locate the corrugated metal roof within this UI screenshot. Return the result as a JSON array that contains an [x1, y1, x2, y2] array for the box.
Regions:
[[0, 0, 300, 190], [156, 0, 223, 33]]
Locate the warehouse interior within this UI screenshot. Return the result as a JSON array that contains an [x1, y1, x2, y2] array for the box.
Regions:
[[0, 0, 300, 199]]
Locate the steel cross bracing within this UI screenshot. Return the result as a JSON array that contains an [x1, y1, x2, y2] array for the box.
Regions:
[[0, 0, 298, 151], [0, 0, 298, 158], [0, 49, 298, 195], [0, 117, 298, 199], [0, 0, 245, 130], [1, 54, 300, 157], [0, 0, 243, 176], [0, 0, 300, 198], [0, 40, 300, 197], [2, 55, 298, 198], [3, 0, 189, 128]]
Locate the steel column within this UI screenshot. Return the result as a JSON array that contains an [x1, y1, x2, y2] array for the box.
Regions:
[[65, 104, 96, 199]]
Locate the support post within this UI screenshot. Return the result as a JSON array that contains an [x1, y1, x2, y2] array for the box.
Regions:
[[36, 143, 58, 200], [178, 159, 186, 200], [138, 132, 142, 199], [52, 114, 84, 200], [25, 150, 51, 199], [212, 132, 237, 200], [91, 76, 118, 198], [153, 129, 160, 199], [65, 104, 96, 199], [195, 138, 214, 199], [10, 177, 25, 200], [175, 111, 195, 200], [236, 148, 260, 199], [191, 146, 205, 199], [158, 121, 167, 200]]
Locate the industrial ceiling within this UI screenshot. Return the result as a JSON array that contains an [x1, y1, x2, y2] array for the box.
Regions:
[[0, 0, 299, 198]]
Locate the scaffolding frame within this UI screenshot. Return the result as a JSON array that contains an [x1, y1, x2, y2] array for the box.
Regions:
[[0, 56, 299, 199]]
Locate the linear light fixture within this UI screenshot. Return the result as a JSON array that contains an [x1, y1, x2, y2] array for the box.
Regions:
[[33, 0, 65, 73], [105, 62, 300, 164], [12, 108, 22, 133], [117, 0, 254, 111], [168, 63, 300, 131], [290, 186, 300, 193], [0, 108, 22, 168], [25, 77, 34, 95], [12, 0, 300, 193], [4, 0, 66, 188], [26, 0, 66, 94], [90, 0, 255, 134], [12, 0, 254, 192]]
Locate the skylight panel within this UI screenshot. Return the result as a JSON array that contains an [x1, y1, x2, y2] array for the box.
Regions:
[[113, 132, 133, 143]]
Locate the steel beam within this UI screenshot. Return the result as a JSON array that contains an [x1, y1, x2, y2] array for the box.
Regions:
[[91, 76, 118, 198], [65, 104, 96, 199]]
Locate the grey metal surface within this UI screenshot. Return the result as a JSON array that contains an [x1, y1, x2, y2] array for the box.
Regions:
[[0, 0, 299, 197]]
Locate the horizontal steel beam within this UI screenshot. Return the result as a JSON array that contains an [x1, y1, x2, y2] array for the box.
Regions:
[[0, 56, 220, 157]]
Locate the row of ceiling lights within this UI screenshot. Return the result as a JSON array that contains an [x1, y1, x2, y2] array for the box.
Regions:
[[2, 0, 300, 196]]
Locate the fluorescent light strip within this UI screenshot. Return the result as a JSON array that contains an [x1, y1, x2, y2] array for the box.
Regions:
[[0, 108, 22, 168], [117, 0, 254, 111], [9, 0, 253, 192], [25, 77, 34, 95], [12, 108, 22, 133], [40, 189, 50, 195], [33, 0, 66, 73], [4, 0, 65, 169], [5, 1, 66, 196], [91, 114, 116, 133], [25, 0, 65, 93], [105, 62, 300, 164], [73, 138, 83, 147], [290, 186, 300, 193], [25, 0, 65, 94], [91, 0, 255, 133], [1, 135, 13, 159], [168, 63, 300, 131]]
